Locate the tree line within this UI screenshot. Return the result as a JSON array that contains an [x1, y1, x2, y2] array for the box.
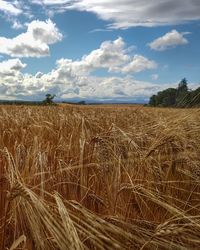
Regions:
[[149, 78, 200, 108]]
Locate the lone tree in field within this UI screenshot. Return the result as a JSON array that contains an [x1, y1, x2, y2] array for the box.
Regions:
[[43, 94, 56, 105]]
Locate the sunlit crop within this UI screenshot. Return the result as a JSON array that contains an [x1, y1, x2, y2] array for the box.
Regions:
[[1, 104, 200, 249]]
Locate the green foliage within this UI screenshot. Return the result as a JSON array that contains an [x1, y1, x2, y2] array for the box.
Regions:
[[77, 100, 86, 105], [43, 94, 56, 105], [149, 78, 200, 108], [177, 78, 188, 93], [149, 95, 157, 107]]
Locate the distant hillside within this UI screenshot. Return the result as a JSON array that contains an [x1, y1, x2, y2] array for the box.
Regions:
[[0, 100, 43, 105]]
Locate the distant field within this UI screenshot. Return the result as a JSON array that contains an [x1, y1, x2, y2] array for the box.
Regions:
[[1, 105, 200, 249]]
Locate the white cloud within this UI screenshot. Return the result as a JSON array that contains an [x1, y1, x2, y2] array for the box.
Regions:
[[35, 72, 44, 78], [39, 0, 71, 4], [66, 0, 200, 29], [51, 37, 157, 76], [3, 1, 200, 29], [0, 38, 159, 101], [122, 55, 157, 74], [0, 19, 63, 57], [82, 37, 130, 72], [11, 20, 24, 30], [0, 61, 167, 102], [148, 30, 190, 51], [30, 0, 72, 16], [0, 56, 198, 102], [0, 0, 22, 16], [0, 58, 26, 76]]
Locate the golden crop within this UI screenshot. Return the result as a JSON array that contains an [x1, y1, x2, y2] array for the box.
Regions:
[[0, 104, 200, 249]]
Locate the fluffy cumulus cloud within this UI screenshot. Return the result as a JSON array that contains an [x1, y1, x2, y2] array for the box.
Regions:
[[0, 58, 27, 99], [82, 37, 129, 72], [0, 19, 63, 57], [51, 37, 130, 78], [0, 0, 22, 16], [0, 64, 167, 102], [65, 0, 200, 29], [0, 58, 26, 76], [149, 30, 190, 51], [122, 55, 157, 74], [0, 56, 197, 102], [50, 37, 157, 77], [0, 37, 161, 101], [3, 37, 198, 102]]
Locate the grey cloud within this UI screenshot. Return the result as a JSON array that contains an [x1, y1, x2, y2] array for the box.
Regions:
[[67, 0, 200, 28], [9, 43, 49, 58], [4, 1, 200, 29]]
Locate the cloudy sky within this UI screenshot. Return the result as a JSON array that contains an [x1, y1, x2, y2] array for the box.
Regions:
[[0, 0, 199, 102]]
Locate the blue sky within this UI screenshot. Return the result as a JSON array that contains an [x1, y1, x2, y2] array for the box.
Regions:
[[0, 0, 199, 102]]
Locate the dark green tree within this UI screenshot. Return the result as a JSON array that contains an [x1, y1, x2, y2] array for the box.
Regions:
[[162, 88, 177, 107], [176, 78, 189, 107], [177, 78, 188, 93], [148, 78, 200, 108], [189, 87, 200, 107], [149, 95, 157, 106], [43, 94, 56, 105], [77, 100, 86, 105], [149, 88, 177, 107]]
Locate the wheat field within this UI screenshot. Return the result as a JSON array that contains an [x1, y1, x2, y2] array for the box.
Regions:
[[0, 104, 200, 249]]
